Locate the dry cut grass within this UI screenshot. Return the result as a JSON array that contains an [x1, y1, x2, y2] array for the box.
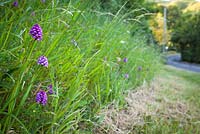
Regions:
[[96, 65, 200, 134]]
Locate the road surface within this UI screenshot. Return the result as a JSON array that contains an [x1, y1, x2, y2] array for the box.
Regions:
[[166, 54, 200, 73]]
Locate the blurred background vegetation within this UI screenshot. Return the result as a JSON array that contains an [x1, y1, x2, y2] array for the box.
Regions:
[[148, 0, 200, 63]]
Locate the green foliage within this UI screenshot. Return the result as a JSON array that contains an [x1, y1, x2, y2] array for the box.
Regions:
[[144, 2, 162, 13], [167, 5, 182, 29], [171, 12, 200, 63], [98, 0, 145, 13], [0, 0, 160, 133]]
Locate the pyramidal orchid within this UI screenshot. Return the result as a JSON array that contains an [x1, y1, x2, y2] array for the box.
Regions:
[[29, 24, 43, 41]]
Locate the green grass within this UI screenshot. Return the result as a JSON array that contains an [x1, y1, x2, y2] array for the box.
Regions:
[[164, 66, 200, 109], [133, 116, 200, 134], [0, 1, 160, 133], [132, 66, 200, 134]]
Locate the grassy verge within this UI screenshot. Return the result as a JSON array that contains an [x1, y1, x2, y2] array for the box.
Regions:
[[0, 1, 160, 133], [133, 66, 200, 134], [96, 66, 200, 134]]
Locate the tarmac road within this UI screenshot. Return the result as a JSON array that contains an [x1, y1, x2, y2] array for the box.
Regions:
[[166, 54, 200, 73]]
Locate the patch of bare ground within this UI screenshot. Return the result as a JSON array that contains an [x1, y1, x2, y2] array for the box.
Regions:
[[95, 70, 197, 134]]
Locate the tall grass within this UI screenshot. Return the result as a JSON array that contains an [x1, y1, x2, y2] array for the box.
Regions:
[[0, 0, 160, 133]]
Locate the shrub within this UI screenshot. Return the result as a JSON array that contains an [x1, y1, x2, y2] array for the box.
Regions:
[[171, 12, 200, 63]]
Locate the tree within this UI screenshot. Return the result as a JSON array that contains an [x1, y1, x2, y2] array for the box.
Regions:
[[167, 5, 181, 29], [149, 12, 170, 46], [171, 12, 200, 63]]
